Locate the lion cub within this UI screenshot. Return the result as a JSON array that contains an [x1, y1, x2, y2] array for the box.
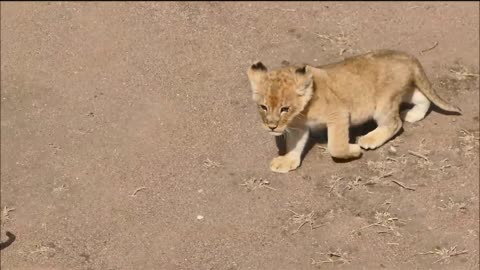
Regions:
[[247, 50, 461, 173]]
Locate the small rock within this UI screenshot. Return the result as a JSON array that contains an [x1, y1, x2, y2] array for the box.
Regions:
[[389, 146, 397, 154], [196, 215, 204, 220]]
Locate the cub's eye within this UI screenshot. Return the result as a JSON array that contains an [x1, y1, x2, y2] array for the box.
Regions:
[[260, 105, 268, 111], [280, 107, 290, 113]]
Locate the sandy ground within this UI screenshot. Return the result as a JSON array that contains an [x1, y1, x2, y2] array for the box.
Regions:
[[1, 2, 479, 270]]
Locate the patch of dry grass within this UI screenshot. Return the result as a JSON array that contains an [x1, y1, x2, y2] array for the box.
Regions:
[[344, 176, 373, 194], [367, 160, 396, 177], [240, 177, 276, 191], [287, 209, 322, 234], [203, 158, 220, 169], [449, 65, 479, 80], [311, 248, 351, 266], [1, 206, 15, 224], [30, 245, 56, 255], [53, 184, 69, 193], [459, 129, 479, 156], [419, 246, 468, 264], [438, 197, 467, 212], [407, 139, 436, 169], [352, 207, 405, 237], [325, 175, 344, 197], [312, 28, 359, 57]]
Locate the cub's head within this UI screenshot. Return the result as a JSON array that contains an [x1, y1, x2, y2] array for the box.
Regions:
[[247, 61, 314, 136]]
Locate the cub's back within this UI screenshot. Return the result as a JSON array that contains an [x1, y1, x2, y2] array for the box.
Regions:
[[318, 50, 416, 71], [317, 50, 417, 90]]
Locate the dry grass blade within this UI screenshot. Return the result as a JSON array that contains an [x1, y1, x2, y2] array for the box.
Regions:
[[408, 150, 429, 161], [381, 171, 394, 178], [130, 187, 148, 197], [30, 245, 56, 254], [353, 221, 383, 232]]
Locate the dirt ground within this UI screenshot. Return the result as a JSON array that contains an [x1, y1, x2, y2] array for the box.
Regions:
[[1, 2, 479, 270]]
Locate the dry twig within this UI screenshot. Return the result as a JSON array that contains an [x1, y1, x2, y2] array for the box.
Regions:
[[420, 41, 439, 53], [391, 180, 416, 191]]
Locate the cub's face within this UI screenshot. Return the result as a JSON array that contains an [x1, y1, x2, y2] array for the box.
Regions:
[[247, 62, 314, 136]]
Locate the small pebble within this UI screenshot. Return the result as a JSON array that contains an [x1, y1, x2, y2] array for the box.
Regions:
[[389, 146, 397, 154], [197, 189, 204, 193], [196, 215, 204, 220]]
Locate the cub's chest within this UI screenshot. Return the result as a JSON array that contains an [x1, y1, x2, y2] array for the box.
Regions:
[[306, 119, 326, 129]]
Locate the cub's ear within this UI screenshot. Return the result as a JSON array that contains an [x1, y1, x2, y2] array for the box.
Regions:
[[250, 61, 267, 72], [247, 61, 268, 98], [294, 65, 314, 96]]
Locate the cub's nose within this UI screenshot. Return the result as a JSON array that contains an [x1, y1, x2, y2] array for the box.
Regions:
[[267, 124, 278, 130]]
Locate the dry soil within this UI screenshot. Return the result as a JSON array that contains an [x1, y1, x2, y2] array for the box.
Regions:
[[1, 2, 479, 270]]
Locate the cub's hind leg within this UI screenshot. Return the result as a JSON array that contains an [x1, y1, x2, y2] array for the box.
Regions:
[[400, 89, 430, 123], [358, 100, 403, 150]]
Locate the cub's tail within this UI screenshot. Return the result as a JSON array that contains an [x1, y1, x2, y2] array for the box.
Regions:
[[413, 60, 461, 113]]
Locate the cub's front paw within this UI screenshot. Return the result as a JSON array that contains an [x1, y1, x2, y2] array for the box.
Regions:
[[358, 135, 382, 150], [270, 155, 301, 173], [349, 144, 362, 157], [329, 144, 362, 159]]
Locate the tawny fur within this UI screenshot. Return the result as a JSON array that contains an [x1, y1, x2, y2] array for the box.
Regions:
[[247, 50, 461, 173]]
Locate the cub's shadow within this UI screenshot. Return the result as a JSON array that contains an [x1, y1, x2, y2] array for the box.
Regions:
[[275, 120, 405, 163]]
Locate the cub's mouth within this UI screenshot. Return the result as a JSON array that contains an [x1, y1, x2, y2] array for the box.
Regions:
[[263, 123, 285, 136], [269, 131, 284, 136]]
